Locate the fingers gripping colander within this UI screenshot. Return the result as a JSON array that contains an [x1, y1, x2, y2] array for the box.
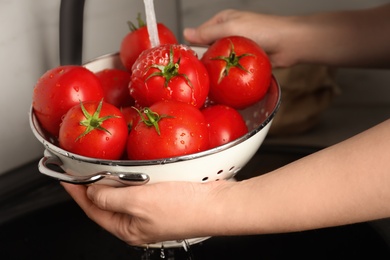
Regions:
[[30, 46, 281, 187]]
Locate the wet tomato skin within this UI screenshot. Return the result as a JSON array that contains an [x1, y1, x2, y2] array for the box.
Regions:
[[201, 36, 272, 109], [202, 104, 248, 148], [120, 23, 178, 72], [120, 106, 139, 132], [59, 100, 128, 160], [127, 100, 209, 160], [129, 44, 210, 109], [95, 68, 134, 108], [32, 66, 104, 137]]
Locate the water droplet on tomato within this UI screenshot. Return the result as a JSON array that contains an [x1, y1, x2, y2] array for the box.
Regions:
[[73, 86, 80, 92], [106, 137, 110, 141], [166, 86, 173, 95]]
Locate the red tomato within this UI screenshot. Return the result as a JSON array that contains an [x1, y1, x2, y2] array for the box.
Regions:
[[120, 17, 178, 72], [59, 100, 128, 160], [32, 66, 104, 137], [127, 100, 209, 160], [120, 106, 139, 132], [202, 105, 248, 148], [130, 44, 210, 109], [201, 36, 272, 109], [95, 68, 134, 108]]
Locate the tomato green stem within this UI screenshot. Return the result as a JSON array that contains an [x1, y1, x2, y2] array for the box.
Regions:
[[211, 39, 254, 84], [133, 106, 173, 135], [145, 45, 194, 88], [127, 13, 146, 31], [76, 99, 117, 141]]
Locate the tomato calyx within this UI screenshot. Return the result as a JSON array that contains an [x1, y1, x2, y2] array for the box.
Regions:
[[133, 106, 173, 135], [211, 40, 254, 83], [145, 46, 194, 88], [76, 99, 117, 141], [127, 13, 146, 32]]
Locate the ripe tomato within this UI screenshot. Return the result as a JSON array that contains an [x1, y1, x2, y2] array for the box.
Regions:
[[130, 44, 210, 109], [95, 68, 134, 108], [59, 100, 128, 160], [202, 105, 248, 148], [32, 65, 104, 137], [201, 36, 272, 109], [119, 15, 178, 72], [120, 106, 139, 132], [127, 100, 209, 160]]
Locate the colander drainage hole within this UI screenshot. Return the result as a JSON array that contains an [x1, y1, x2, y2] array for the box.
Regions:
[[217, 170, 223, 174], [201, 177, 209, 182], [229, 166, 235, 172]]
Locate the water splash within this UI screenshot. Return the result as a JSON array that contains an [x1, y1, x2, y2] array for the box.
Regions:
[[143, 0, 160, 48], [160, 243, 165, 258]]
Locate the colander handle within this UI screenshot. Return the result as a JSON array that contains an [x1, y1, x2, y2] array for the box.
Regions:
[[38, 153, 150, 185]]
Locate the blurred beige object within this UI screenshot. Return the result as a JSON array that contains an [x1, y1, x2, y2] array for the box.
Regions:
[[269, 65, 340, 136]]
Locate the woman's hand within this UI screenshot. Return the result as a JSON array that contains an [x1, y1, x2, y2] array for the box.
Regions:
[[183, 9, 297, 67], [61, 119, 390, 246], [61, 180, 231, 245], [184, 6, 390, 68]]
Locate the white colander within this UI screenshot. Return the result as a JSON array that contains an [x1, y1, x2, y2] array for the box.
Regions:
[[30, 46, 281, 187], [30, 46, 280, 249]]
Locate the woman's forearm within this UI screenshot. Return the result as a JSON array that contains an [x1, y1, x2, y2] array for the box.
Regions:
[[204, 119, 390, 236], [289, 4, 390, 68]]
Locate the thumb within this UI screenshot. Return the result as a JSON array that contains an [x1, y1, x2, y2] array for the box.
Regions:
[[87, 184, 135, 213]]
